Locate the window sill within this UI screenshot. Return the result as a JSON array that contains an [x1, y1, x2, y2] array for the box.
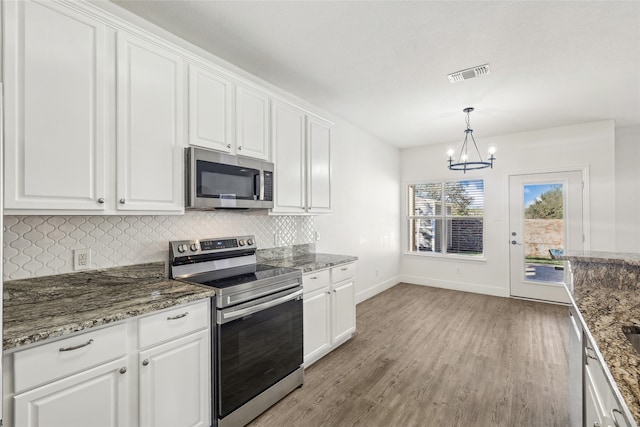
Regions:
[[403, 252, 487, 263]]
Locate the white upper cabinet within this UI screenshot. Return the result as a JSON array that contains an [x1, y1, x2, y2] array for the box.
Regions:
[[271, 100, 332, 215], [235, 85, 270, 160], [188, 64, 234, 154], [307, 117, 332, 214], [4, 0, 109, 211], [116, 32, 184, 212], [271, 100, 306, 213]]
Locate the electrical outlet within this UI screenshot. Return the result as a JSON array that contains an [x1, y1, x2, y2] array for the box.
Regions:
[[274, 232, 280, 247], [455, 266, 461, 274], [315, 231, 321, 241], [73, 248, 91, 271]]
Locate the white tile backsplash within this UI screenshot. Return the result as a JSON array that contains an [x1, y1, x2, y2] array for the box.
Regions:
[[3, 211, 314, 280]]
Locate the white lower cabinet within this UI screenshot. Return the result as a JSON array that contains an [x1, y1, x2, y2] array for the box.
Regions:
[[3, 300, 211, 427], [570, 307, 634, 427], [139, 330, 209, 427], [303, 263, 356, 367], [303, 287, 332, 364], [14, 357, 130, 427], [583, 334, 631, 427]]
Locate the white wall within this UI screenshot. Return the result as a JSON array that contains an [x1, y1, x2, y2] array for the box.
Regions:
[[400, 120, 616, 297], [314, 119, 401, 303], [615, 126, 640, 253]]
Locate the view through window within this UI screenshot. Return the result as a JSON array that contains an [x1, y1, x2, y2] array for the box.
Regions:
[[408, 180, 484, 256]]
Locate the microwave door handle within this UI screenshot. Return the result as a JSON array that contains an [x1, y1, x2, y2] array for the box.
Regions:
[[256, 171, 263, 201]]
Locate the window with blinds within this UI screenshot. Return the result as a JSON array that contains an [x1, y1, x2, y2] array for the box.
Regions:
[[408, 179, 484, 255]]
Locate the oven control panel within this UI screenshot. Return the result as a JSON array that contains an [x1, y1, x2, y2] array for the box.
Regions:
[[170, 235, 257, 257]]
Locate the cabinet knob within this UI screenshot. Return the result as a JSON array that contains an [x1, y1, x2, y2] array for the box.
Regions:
[[238, 146, 242, 150], [119, 198, 126, 204], [97, 198, 105, 204], [119, 367, 127, 374], [142, 359, 149, 366], [226, 144, 231, 149]]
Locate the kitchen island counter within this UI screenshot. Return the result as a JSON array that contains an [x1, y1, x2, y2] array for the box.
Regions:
[[3, 262, 214, 351], [563, 250, 640, 424]]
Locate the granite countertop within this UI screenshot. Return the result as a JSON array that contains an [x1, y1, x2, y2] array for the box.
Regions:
[[562, 253, 640, 424], [260, 252, 358, 273], [3, 262, 215, 351], [563, 249, 640, 267]]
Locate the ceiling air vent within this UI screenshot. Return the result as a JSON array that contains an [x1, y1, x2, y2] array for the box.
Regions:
[[447, 63, 491, 83]]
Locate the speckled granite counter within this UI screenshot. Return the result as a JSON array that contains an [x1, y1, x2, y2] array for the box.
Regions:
[[258, 252, 358, 273], [3, 262, 214, 351], [563, 250, 640, 424]]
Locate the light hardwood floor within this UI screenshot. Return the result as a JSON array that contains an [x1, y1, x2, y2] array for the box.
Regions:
[[249, 283, 570, 427]]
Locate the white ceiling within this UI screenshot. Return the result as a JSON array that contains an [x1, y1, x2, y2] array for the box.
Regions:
[[112, 0, 640, 148]]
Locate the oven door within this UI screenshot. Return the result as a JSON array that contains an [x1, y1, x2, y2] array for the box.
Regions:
[[216, 287, 303, 419]]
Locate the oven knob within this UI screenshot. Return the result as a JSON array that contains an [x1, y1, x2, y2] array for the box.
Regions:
[[238, 240, 245, 246], [247, 239, 254, 246], [190, 243, 198, 252], [177, 244, 187, 253]]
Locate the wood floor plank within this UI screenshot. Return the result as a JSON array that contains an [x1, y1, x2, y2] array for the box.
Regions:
[[248, 283, 570, 427]]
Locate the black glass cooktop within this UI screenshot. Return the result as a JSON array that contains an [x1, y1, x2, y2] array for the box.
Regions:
[[194, 264, 300, 289]]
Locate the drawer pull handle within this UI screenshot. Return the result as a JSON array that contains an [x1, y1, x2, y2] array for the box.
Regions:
[[310, 276, 319, 280], [167, 312, 189, 320], [341, 267, 348, 271], [585, 346, 598, 362], [59, 338, 94, 352], [612, 408, 623, 427]]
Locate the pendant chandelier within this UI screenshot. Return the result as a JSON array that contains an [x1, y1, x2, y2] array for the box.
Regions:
[[447, 107, 496, 173]]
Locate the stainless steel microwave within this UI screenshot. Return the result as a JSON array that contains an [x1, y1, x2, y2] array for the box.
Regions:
[[185, 147, 274, 210]]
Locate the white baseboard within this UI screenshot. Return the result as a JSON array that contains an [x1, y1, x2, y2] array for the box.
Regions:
[[356, 276, 400, 304], [399, 275, 507, 298]]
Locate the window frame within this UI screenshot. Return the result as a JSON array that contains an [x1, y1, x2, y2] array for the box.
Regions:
[[407, 179, 485, 258]]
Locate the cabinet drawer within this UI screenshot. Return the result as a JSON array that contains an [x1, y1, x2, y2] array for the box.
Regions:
[[13, 323, 127, 393], [331, 262, 356, 283], [139, 300, 209, 348], [303, 269, 330, 294]]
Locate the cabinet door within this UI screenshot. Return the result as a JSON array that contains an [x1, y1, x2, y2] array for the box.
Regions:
[[307, 117, 332, 213], [584, 365, 605, 427], [188, 64, 234, 153], [14, 358, 130, 427], [116, 32, 184, 212], [235, 85, 270, 160], [271, 101, 306, 213], [139, 330, 210, 427], [332, 279, 356, 344], [4, 0, 108, 210], [303, 288, 332, 366]]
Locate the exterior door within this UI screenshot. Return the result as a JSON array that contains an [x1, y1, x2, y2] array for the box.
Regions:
[[509, 171, 584, 303]]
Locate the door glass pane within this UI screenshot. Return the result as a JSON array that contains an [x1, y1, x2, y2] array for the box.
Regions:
[[523, 183, 565, 283]]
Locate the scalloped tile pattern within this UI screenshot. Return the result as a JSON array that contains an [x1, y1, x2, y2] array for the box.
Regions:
[[3, 212, 314, 280]]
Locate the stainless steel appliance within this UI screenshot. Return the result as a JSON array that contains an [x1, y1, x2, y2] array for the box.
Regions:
[[169, 235, 303, 427], [185, 147, 274, 210]]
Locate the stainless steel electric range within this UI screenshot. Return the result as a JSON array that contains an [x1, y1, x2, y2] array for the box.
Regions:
[[169, 235, 303, 427]]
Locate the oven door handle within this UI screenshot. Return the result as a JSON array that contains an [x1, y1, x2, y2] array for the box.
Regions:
[[220, 289, 303, 323]]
